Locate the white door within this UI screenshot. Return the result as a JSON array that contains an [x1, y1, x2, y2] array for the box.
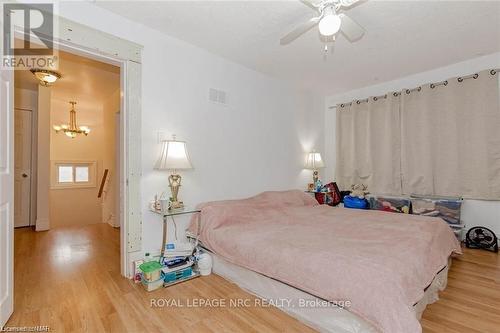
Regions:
[[14, 109, 32, 227], [0, 68, 14, 326]]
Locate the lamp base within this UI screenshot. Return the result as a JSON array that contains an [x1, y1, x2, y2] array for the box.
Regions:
[[168, 173, 184, 210], [169, 200, 184, 210], [312, 169, 319, 184]]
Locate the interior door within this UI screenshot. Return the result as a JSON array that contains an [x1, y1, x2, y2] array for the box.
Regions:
[[14, 109, 32, 227], [0, 67, 14, 326]]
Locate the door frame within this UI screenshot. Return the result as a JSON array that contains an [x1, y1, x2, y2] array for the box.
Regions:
[[11, 17, 143, 278]]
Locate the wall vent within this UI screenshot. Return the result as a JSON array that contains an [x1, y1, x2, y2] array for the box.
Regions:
[[209, 88, 227, 105]]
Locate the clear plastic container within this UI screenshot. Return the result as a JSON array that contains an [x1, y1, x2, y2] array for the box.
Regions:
[[139, 261, 162, 282], [141, 273, 164, 292]]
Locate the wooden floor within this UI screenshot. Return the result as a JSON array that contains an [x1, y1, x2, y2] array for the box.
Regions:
[[7, 224, 500, 333]]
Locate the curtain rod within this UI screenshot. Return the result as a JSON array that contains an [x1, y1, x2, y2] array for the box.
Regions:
[[329, 68, 500, 110]]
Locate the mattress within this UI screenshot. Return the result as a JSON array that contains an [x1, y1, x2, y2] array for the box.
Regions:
[[204, 248, 450, 333]]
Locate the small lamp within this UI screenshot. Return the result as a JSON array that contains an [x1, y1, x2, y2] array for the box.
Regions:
[[305, 150, 325, 185], [155, 135, 193, 209]]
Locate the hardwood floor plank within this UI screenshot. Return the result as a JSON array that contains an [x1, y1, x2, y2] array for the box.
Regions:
[[7, 224, 499, 333]]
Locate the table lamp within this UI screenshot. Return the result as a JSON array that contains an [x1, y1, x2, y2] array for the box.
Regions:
[[305, 150, 325, 185], [155, 135, 193, 209]]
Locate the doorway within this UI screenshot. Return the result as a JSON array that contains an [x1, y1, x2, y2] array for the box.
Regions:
[[1, 16, 143, 327], [14, 50, 122, 230]]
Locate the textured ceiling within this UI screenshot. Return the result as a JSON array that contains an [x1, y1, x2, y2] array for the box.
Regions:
[[95, 0, 500, 95]]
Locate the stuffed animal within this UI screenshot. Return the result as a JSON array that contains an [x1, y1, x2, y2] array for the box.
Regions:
[[350, 184, 369, 199]]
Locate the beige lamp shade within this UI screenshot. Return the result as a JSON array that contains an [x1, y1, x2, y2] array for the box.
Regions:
[[155, 138, 193, 170], [305, 151, 325, 169]]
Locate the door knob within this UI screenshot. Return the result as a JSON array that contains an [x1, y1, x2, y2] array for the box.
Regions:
[[22, 173, 28, 178]]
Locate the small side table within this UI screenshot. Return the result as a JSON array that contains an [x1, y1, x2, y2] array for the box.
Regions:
[[151, 207, 202, 287], [150, 207, 201, 258]]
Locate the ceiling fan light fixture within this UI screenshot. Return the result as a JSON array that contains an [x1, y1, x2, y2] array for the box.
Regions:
[[318, 6, 341, 36]]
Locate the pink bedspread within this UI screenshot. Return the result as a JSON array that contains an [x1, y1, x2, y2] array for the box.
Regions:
[[189, 190, 462, 333]]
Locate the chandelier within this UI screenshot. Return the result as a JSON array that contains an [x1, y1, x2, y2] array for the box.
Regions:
[[53, 101, 91, 138]]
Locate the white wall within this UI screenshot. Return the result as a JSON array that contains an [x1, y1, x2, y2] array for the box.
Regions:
[[58, 3, 324, 252], [325, 53, 500, 236], [14, 88, 37, 111], [36, 86, 51, 231]]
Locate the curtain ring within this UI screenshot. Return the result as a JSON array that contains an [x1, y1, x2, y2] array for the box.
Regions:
[[405, 89, 411, 94], [340, 103, 345, 108], [430, 83, 435, 89], [458, 77, 463, 83], [444, 80, 448, 86], [356, 100, 361, 104], [373, 96, 378, 101], [393, 92, 400, 97], [473, 73, 479, 79], [491, 69, 497, 75], [417, 86, 422, 92]]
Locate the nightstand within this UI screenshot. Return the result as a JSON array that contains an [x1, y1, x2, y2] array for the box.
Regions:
[[151, 207, 201, 287]]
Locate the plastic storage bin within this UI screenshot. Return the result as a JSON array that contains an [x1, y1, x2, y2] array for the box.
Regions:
[[164, 266, 193, 283], [139, 261, 162, 282], [142, 273, 164, 292]]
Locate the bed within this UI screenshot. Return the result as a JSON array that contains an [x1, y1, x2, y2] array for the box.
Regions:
[[187, 190, 462, 333]]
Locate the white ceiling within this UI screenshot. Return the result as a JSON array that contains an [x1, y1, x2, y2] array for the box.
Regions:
[[95, 0, 500, 95]]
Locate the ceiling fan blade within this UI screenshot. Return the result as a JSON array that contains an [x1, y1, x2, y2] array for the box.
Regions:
[[300, 0, 320, 11], [280, 17, 320, 45], [339, 0, 361, 7], [339, 13, 365, 42]]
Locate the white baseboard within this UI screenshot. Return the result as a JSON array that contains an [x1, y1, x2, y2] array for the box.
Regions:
[[35, 218, 49, 231]]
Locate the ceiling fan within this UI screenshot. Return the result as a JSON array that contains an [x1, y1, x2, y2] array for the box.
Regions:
[[280, 0, 365, 45]]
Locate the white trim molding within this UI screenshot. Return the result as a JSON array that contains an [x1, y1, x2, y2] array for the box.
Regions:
[[35, 217, 49, 232]]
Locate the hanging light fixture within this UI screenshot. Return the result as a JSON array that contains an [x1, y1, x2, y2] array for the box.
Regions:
[[30, 68, 61, 86], [318, 6, 342, 37], [53, 101, 91, 138]]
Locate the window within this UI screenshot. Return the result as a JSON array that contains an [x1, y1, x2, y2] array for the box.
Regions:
[[335, 69, 500, 199], [75, 166, 89, 182], [58, 166, 74, 183], [51, 161, 97, 189]]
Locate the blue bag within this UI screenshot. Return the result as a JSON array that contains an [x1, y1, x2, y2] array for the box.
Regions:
[[343, 195, 368, 209]]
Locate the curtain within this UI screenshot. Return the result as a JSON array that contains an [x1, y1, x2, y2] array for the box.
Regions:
[[401, 70, 500, 199], [335, 94, 402, 194]]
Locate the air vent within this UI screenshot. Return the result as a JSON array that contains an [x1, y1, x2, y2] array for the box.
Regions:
[[208, 88, 227, 105]]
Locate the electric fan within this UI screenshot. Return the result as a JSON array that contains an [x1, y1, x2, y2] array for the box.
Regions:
[[465, 227, 498, 253]]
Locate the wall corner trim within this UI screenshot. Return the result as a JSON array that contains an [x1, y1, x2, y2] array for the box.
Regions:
[[35, 218, 50, 231]]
